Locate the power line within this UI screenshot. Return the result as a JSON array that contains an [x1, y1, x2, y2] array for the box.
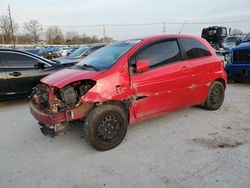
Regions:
[[30, 19, 250, 28], [16, 19, 250, 30]]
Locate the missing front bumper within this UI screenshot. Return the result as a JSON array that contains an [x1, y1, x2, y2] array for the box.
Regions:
[[30, 102, 93, 134]]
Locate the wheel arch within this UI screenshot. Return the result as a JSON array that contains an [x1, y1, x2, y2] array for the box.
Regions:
[[94, 99, 131, 123], [214, 78, 226, 89]]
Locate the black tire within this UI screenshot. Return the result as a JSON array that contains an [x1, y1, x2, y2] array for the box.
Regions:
[[83, 104, 128, 151], [204, 81, 225, 110]]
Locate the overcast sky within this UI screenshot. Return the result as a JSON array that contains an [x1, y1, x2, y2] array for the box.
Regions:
[[0, 0, 250, 40]]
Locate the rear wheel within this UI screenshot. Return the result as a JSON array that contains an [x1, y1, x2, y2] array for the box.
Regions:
[[204, 81, 225, 110], [83, 104, 128, 151]]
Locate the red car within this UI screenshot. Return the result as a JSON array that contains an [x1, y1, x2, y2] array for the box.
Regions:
[[30, 35, 227, 150]]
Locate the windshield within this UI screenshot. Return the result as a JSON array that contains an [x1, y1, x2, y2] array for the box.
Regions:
[[243, 33, 250, 42], [223, 37, 237, 43], [76, 40, 141, 71], [68, 47, 89, 58]]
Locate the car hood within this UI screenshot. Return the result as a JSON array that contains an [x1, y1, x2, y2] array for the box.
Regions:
[[222, 42, 235, 47], [54, 57, 81, 64], [231, 42, 250, 51], [41, 68, 103, 88]]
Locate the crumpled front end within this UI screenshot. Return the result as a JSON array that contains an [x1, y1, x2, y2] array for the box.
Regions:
[[29, 81, 95, 136]]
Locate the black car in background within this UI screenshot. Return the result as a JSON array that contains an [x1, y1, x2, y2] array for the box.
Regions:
[[201, 26, 228, 49], [0, 49, 71, 101], [54, 44, 106, 65]]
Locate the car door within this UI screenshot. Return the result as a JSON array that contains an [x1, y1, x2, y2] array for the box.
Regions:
[[1, 51, 51, 96], [0, 54, 10, 99], [129, 38, 193, 119], [178, 37, 213, 105]]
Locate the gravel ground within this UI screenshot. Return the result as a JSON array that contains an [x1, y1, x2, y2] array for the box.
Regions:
[[0, 83, 249, 188]]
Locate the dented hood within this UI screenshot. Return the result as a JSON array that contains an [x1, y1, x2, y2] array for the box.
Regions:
[[41, 68, 103, 88]]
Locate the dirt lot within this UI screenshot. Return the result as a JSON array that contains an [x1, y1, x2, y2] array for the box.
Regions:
[[0, 83, 250, 188]]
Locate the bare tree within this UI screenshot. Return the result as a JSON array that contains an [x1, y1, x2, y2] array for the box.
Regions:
[[0, 15, 18, 44], [45, 26, 64, 44], [65, 31, 82, 44], [101, 36, 114, 43], [24, 20, 43, 43]]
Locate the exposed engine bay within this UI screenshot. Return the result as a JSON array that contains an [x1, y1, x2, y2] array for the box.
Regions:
[[31, 80, 96, 113], [30, 80, 96, 136]]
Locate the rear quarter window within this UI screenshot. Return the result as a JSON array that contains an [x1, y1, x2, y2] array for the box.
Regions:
[[179, 38, 211, 60]]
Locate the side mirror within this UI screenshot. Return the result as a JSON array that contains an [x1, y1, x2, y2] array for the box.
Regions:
[[235, 39, 242, 46], [136, 60, 150, 73], [34, 62, 45, 70]]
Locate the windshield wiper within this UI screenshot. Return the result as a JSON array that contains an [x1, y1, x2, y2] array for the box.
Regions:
[[78, 64, 99, 71]]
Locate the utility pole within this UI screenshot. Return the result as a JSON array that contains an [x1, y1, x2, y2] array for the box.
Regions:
[[163, 21, 166, 34], [8, 5, 15, 48], [102, 24, 106, 42]]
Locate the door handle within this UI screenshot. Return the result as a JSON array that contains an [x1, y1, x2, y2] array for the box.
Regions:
[[9, 72, 22, 77]]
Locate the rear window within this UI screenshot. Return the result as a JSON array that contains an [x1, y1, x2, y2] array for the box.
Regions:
[[179, 38, 211, 60]]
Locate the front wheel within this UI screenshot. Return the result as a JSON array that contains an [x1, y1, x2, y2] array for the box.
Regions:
[[83, 104, 128, 151], [204, 81, 225, 110]]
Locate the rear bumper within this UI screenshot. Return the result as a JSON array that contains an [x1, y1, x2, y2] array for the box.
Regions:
[[29, 102, 93, 130]]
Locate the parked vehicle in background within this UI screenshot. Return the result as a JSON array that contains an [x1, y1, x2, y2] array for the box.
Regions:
[[54, 44, 106, 65], [29, 34, 227, 151], [23, 48, 44, 57], [69, 46, 80, 53], [59, 47, 72, 57], [222, 36, 242, 50], [235, 32, 250, 45], [202, 26, 228, 50], [42, 47, 61, 59], [225, 32, 250, 82], [0, 49, 72, 101]]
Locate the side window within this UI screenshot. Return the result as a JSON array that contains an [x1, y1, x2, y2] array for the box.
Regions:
[[135, 40, 181, 69], [2, 52, 38, 68], [179, 38, 211, 60]]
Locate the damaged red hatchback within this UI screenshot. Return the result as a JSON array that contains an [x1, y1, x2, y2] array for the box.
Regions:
[[30, 35, 227, 150]]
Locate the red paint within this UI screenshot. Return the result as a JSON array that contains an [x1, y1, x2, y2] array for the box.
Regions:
[[41, 68, 104, 89], [30, 34, 227, 127]]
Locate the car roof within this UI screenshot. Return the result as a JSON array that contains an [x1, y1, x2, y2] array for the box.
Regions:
[[135, 34, 202, 42]]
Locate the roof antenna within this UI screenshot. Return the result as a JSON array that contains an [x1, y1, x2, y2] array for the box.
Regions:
[[178, 20, 187, 34]]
